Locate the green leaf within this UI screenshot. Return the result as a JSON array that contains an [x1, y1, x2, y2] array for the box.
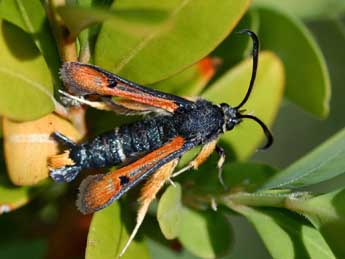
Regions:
[[212, 10, 260, 76], [95, 0, 250, 84], [222, 190, 310, 209], [86, 202, 150, 259], [263, 128, 345, 189], [150, 57, 217, 96], [234, 207, 335, 259], [203, 51, 285, 160], [288, 188, 345, 258], [72, 0, 113, 63], [253, 0, 345, 19], [0, 21, 55, 120], [178, 208, 233, 259], [0, 0, 60, 85], [0, 174, 35, 215], [0, 0, 50, 51], [58, 5, 166, 39], [257, 7, 331, 118], [157, 183, 183, 240]]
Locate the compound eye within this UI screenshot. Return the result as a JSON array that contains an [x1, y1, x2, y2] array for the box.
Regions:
[[226, 122, 235, 131]]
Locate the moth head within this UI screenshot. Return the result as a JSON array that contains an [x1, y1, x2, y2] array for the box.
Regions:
[[220, 103, 241, 131], [220, 29, 273, 150]]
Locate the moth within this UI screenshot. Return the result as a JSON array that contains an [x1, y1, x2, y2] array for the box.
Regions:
[[48, 30, 272, 255]]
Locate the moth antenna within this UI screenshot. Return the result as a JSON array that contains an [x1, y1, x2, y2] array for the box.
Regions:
[[239, 114, 273, 150], [234, 29, 259, 110], [51, 131, 77, 148]]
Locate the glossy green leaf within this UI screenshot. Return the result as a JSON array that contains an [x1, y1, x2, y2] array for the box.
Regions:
[[0, 0, 51, 52], [203, 51, 285, 160], [157, 183, 183, 239], [72, 0, 113, 63], [0, 174, 35, 215], [222, 190, 311, 209], [253, 0, 345, 19], [289, 188, 345, 258], [95, 0, 250, 84], [263, 128, 345, 189], [86, 202, 150, 259], [234, 207, 335, 259], [151, 57, 217, 96], [0, 0, 60, 84], [212, 10, 259, 77], [74, 0, 95, 63], [178, 208, 233, 259], [0, 21, 55, 121], [257, 7, 330, 118], [58, 5, 166, 39]]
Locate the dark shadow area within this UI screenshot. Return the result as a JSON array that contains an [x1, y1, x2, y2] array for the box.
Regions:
[[32, 18, 61, 89], [2, 18, 60, 92], [268, 208, 311, 259], [205, 209, 233, 258], [86, 107, 140, 137], [119, 199, 146, 254], [2, 21, 40, 60], [319, 188, 345, 258]]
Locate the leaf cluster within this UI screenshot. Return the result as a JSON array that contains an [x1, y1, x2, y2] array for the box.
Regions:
[[0, 1, 344, 259]]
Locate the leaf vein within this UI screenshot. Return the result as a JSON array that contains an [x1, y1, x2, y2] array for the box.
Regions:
[[0, 66, 54, 103], [273, 144, 345, 188], [113, 0, 191, 72]]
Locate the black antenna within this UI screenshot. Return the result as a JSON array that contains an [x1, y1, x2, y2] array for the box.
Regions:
[[234, 29, 259, 110], [239, 114, 273, 150]]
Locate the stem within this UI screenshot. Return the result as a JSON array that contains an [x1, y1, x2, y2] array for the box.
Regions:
[[45, 0, 77, 62], [45, 0, 87, 136], [220, 191, 313, 211]]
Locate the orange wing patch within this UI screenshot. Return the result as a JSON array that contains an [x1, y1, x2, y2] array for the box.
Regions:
[[61, 62, 179, 112], [77, 136, 185, 214], [61, 62, 110, 92], [108, 88, 179, 112]]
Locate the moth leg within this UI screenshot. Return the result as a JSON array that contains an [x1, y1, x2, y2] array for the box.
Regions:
[[58, 90, 114, 111], [51, 131, 76, 148], [59, 90, 161, 115], [210, 197, 218, 211], [173, 139, 218, 178], [215, 145, 226, 188], [119, 159, 179, 257], [167, 178, 176, 187]]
